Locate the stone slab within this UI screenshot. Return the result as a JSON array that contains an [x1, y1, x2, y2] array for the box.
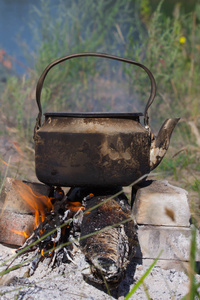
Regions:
[[0, 209, 35, 246], [135, 225, 200, 262], [133, 180, 190, 227], [0, 177, 51, 214]]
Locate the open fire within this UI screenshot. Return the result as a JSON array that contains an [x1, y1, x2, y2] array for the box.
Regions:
[[5, 183, 138, 288], [10, 184, 84, 274], [13, 181, 53, 228]]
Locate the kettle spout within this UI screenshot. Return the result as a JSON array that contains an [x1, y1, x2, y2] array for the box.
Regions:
[[150, 118, 180, 171]]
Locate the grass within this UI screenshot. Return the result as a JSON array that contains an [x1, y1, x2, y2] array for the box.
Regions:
[[0, 178, 199, 299], [0, 0, 200, 298], [124, 251, 163, 299], [156, 148, 200, 181], [0, 176, 148, 298], [182, 225, 200, 300], [1, 0, 200, 142]]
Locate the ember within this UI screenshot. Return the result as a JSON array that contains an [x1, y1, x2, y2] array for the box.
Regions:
[[7, 185, 137, 288], [14, 186, 85, 276]]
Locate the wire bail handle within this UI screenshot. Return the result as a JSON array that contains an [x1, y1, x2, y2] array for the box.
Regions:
[[35, 52, 157, 129]]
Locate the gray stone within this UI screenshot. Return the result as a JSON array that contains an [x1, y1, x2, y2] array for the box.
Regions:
[[133, 180, 190, 227]]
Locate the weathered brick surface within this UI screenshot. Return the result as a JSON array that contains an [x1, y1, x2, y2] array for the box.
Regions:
[[133, 180, 190, 227], [0, 177, 51, 214], [0, 178, 51, 246], [135, 225, 200, 262], [133, 257, 189, 272], [0, 209, 34, 246]]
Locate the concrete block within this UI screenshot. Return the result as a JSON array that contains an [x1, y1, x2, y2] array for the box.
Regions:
[[135, 225, 200, 262], [0, 209, 34, 246], [133, 180, 190, 227], [0, 177, 51, 214], [133, 257, 189, 272]]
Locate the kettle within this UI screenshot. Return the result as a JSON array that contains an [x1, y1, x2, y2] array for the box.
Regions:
[[34, 53, 179, 187]]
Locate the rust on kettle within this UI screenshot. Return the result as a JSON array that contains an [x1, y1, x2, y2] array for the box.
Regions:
[[34, 116, 151, 187], [150, 118, 180, 171], [34, 53, 180, 187]]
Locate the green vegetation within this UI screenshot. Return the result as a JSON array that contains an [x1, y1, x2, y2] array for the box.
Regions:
[[1, 0, 200, 128], [182, 226, 200, 300], [0, 0, 200, 298], [124, 251, 163, 299], [0, 179, 199, 299], [2, 0, 199, 196], [2, 0, 200, 130]]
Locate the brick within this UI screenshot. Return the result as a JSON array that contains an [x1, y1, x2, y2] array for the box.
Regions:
[[133, 257, 189, 272], [0, 178, 51, 247], [0, 177, 51, 214], [133, 180, 190, 227], [0, 209, 35, 246], [135, 225, 200, 262]]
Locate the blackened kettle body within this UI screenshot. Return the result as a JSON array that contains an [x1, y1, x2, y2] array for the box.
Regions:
[[34, 53, 179, 187]]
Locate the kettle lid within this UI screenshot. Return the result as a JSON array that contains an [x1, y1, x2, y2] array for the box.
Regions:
[[44, 112, 143, 120]]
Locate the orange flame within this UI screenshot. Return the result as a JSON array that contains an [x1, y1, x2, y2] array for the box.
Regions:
[[66, 201, 85, 213], [49, 242, 55, 256], [39, 242, 55, 257], [13, 181, 53, 228], [11, 229, 30, 239]]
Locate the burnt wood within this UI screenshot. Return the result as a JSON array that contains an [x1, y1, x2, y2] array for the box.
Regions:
[[80, 193, 138, 287]]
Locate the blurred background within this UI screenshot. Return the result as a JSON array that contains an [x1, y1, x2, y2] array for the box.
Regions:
[[0, 0, 199, 222]]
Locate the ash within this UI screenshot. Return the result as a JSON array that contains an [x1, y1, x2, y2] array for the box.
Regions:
[[10, 186, 138, 283], [0, 186, 200, 299], [14, 187, 85, 277], [0, 242, 199, 300]]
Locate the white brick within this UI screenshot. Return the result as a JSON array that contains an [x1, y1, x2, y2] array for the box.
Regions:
[[135, 225, 200, 262], [133, 180, 190, 227]]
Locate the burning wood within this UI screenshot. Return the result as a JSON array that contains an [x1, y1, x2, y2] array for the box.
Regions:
[[14, 187, 85, 276], [4, 185, 138, 288]]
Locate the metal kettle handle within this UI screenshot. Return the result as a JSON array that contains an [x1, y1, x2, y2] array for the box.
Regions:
[[35, 52, 156, 129]]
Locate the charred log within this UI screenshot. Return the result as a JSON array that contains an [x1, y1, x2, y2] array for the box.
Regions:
[[8, 186, 138, 289], [80, 192, 138, 288]]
